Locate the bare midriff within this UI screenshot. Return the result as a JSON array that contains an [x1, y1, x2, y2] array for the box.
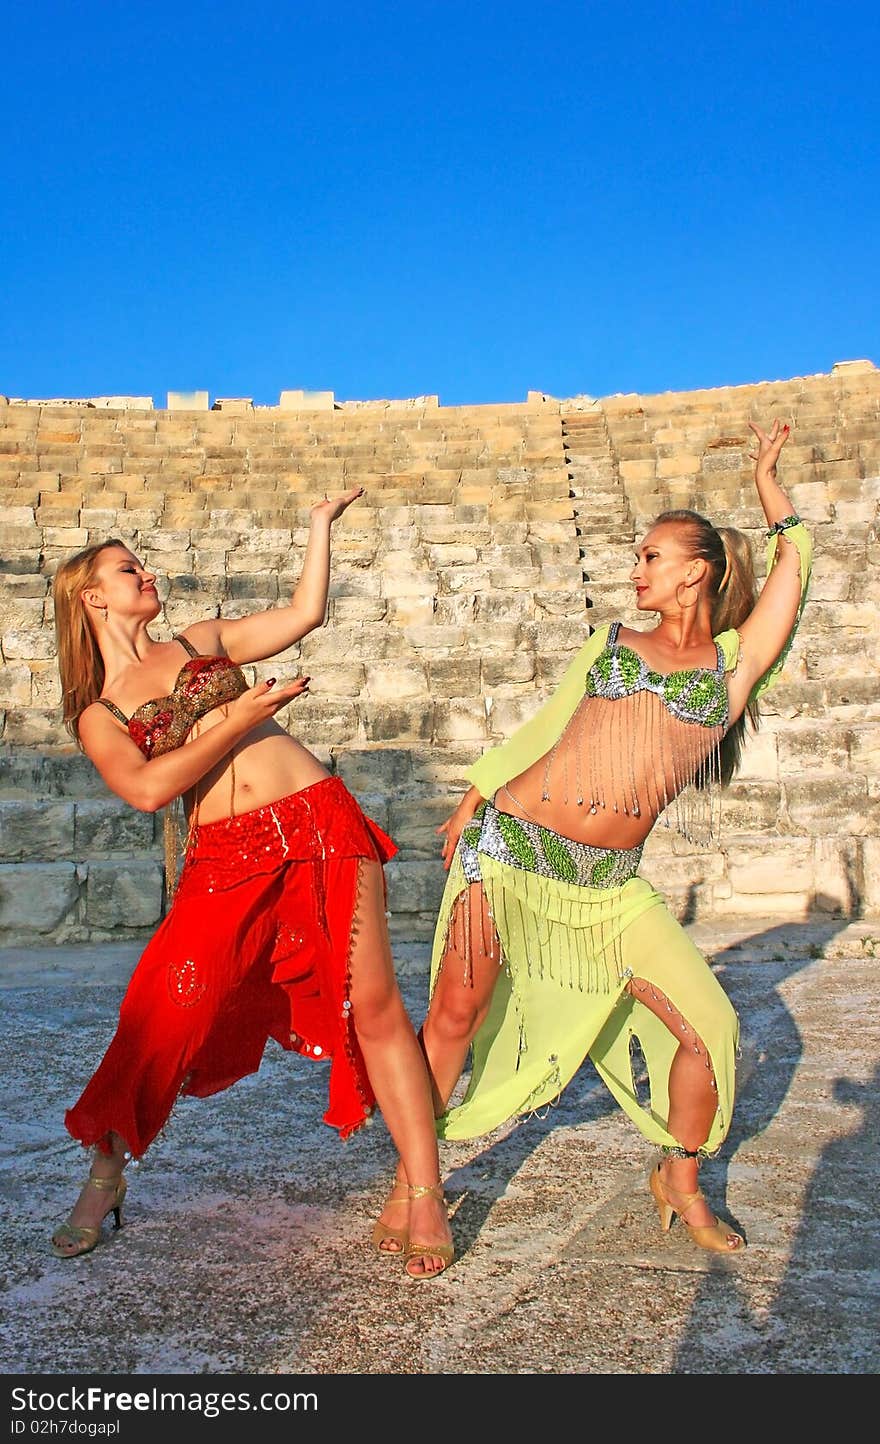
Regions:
[[495, 692, 725, 852], [181, 712, 330, 825]]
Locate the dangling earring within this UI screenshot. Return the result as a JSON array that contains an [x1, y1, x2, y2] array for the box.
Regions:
[[101, 606, 109, 623]]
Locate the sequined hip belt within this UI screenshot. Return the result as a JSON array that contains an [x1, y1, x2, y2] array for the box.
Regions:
[[458, 801, 643, 889], [181, 776, 396, 891]]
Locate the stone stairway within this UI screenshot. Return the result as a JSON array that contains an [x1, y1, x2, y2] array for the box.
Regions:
[[560, 407, 636, 626]]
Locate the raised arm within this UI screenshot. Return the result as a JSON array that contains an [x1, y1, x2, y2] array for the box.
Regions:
[[185, 488, 364, 665], [726, 420, 812, 718], [78, 675, 310, 812]]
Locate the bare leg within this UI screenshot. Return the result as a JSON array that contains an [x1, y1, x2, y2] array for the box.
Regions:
[[51, 1132, 130, 1257], [372, 882, 500, 1253], [420, 882, 503, 1112], [628, 976, 741, 1248], [348, 860, 453, 1277], [380, 883, 502, 1221]]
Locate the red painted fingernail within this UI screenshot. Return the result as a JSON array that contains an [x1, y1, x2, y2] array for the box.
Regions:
[[266, 678, 276, 687], [783, 424, 790, 432]]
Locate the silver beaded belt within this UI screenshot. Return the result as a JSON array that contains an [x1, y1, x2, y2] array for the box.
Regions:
[[458, 801, 643, 889]]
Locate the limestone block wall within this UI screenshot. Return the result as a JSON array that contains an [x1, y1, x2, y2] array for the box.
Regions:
[[0, 400, 581, 944], [0, 363, 877, 947]]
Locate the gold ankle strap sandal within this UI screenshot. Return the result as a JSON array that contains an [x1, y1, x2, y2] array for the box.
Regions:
[[649, 1163, 744, 1253], [403, 1183, 455, 1281], [50, 1173, 128, 1260], [371, 1177, 410, 1257]]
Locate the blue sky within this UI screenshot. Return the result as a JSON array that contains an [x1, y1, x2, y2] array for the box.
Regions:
[[2, 0, 877, 408]]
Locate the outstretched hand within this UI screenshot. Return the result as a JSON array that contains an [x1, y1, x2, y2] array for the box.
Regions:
[[748, 418, 790, 472], [231, 674, 311, 731], [310, 486, 365, 523]]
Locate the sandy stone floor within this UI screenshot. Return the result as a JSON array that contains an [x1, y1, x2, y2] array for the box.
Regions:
[[1, 914, 878, 1384]]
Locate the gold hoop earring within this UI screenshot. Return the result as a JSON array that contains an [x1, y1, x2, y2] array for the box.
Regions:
[[674, 581, 698, 610]]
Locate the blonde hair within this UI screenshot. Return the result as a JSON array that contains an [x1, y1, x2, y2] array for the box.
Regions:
[[53, 539, 129, 745], [654, 509, 759, 784]]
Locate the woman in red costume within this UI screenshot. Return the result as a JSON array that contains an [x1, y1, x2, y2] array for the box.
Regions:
[[49, 487, 453, 1279]]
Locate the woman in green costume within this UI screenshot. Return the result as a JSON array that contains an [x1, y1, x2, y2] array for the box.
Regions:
[[373, 419, 812, 1258]]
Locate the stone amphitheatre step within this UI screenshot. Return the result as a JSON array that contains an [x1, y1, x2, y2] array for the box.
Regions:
[[561, 416, 634, 615], [564, 441, 617, 461], [1, 370, 878, 945]]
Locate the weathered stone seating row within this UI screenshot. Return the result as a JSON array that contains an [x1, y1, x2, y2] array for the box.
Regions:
[[1, 402, 586, 945], [1, 365, 877, 950]]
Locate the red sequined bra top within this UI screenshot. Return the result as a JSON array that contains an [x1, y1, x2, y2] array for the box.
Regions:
[[94, 635, 249, 758]]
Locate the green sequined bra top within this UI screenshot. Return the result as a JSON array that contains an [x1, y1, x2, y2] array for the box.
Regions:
[[584, 621, 729, 728]]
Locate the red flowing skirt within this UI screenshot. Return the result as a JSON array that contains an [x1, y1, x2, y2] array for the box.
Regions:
[[65, 777, 397, 1158]]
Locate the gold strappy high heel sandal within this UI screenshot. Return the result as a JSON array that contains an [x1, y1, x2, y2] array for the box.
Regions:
[[403, 1183, 454, 1280], [371, 1177, 410, 1256], [51, 1173, 128, 1259], [649, 1163, 744, 1253]]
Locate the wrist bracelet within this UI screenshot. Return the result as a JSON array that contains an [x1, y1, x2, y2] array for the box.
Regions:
[[766, 515, 801, 537]]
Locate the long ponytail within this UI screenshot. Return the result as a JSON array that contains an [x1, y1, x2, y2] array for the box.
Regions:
[[654, 510, 759, 784]]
